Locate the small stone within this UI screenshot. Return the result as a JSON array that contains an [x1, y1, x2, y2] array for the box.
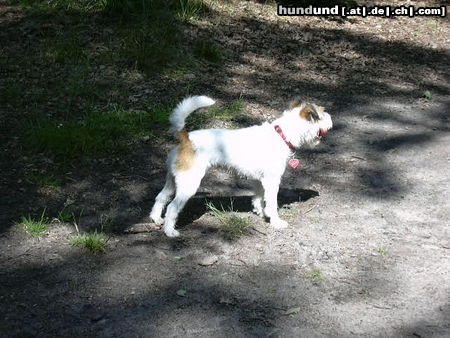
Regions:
[[176, 289, 187, 297], [198, 255, 218, 266]]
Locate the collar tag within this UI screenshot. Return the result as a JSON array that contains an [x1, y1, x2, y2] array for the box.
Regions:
[[288, 158, 304, 169]]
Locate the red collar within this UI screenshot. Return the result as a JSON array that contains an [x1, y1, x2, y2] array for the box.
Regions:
[[274, 125, 296, 152]]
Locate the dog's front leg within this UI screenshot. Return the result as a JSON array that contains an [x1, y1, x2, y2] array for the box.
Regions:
[[261, 177, 288, 229]]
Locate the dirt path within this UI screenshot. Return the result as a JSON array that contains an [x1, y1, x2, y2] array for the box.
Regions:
[[1, 0, 449, 337], [2, 99, 449, 337]]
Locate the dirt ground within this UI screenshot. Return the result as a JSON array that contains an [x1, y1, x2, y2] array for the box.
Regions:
[[1, 0, 449, 337]]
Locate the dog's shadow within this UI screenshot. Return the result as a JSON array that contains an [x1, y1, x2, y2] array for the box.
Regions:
[[176, 188, 319, 226]]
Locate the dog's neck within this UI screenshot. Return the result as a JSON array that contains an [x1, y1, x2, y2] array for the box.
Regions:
[[271, 115, 303, 149], [273, 125, 296, 152]]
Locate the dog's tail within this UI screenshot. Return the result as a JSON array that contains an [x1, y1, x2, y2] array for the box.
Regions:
[[169, 96, 216, 133]]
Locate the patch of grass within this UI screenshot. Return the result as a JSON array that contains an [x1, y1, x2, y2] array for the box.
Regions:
[[278, 0, 357, 6], [44, 34, 86, 64], [119, 21, 178, 72], [63, 71, 101, 101], [0, 80, 23, 104], [105, 1, 209, 72], [194, 40, 222, 63], [70, 231, 108, 253], [22, 104, 170, 159], [176, 0, 208, 22], [103, 0, 169, 20], [25, 172, 61, 188], [308, 269, 326, 282], [102, 0, 143, 17], [186, 99, 246, 129], [0, 54, 7, 68], [17, 0, 207, 23], [103, 2, 181, 72], [185, 108, 213, 129], [18, 0, 201, 75], [58, 211, 75, 222], [16, 0, 102, 13], [162, 65, 196, 80], [148, 104, 172, 126], [206, 201, 250, 240], [19, 210, 49, 237], [377, 248, 387, 255], [211, 99, 245, 119]]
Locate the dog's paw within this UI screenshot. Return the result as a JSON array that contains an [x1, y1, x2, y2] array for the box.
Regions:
[[252, 207, 265, 217], [164, 228, 180, 238], [271, 219, 289, 229], [150, 214, 164, 225]]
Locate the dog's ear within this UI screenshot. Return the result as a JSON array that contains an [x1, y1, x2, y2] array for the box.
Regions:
[[289, 99, 303, 110], [300, 104, 319, 121], [315, 105, 325, 113]]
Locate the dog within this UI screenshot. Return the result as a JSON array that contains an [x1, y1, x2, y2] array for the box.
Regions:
[[150, 96, 332, 237]]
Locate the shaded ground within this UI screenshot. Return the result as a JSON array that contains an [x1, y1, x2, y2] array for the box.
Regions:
[[1, 0, 449, 337]]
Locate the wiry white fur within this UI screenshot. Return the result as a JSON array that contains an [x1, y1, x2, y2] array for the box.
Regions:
[[150, 96, 332, 237], [169, 95, 216, 133]]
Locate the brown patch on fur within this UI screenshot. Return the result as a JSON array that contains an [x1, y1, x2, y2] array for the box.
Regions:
[[176, 129, 196, 170], [289, 99, 303, 110], [299, 104, 319, 121]]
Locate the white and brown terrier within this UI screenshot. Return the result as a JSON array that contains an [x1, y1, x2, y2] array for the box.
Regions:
[[150, 96, 332, 237]]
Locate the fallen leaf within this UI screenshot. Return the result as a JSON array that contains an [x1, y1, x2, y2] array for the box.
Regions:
[[422, 90, 432, 100], [176, 289, 187, 297], [219, 296, 235, 305], [285, 306, 301, 316]]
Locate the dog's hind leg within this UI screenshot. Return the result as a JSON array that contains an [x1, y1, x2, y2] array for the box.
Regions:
[[150, 172, 176, 225], [250, 180, 265, 217], [163, 166, 207, 237]]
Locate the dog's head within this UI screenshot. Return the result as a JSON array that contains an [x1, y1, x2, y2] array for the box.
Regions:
[[283, 99, 333, 147]]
